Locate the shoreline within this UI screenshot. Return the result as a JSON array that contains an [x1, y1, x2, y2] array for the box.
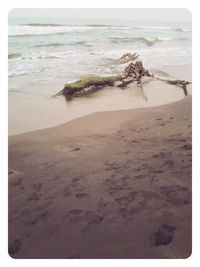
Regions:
[[9, 63, 192, 136], [10, 94, 190, 139], [9, 95, 192, 258]]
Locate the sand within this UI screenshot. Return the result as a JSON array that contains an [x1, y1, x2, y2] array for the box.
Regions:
[[8, 95, 192, 259]]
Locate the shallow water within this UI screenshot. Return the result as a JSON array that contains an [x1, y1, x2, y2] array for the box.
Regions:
[[9, 77, 191, 136]]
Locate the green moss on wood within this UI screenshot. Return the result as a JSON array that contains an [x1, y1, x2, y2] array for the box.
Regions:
[[60, 75, 122, 96]]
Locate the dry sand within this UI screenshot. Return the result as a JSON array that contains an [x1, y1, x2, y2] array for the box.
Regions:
[[8, 95, 192, 259]]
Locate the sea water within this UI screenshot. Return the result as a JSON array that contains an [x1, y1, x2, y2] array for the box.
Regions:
[[8, 17, 192, 135]]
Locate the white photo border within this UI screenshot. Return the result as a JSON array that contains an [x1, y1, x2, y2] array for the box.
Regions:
[[1, 1, 199, 267]]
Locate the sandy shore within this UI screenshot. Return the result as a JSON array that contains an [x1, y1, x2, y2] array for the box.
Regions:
[[8, 96, 192, 259]]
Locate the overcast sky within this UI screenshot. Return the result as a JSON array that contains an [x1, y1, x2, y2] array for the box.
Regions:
[[9, 8, 191, 22]]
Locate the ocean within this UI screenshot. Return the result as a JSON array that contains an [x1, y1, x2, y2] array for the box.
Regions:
[[8, 17, 192, 135]]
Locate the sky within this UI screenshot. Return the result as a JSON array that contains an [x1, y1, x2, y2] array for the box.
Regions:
[[9, 8, 191, 22]]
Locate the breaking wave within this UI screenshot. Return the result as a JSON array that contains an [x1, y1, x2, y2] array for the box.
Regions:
[[8, 51, 74, 62], [110, 36, 174, 46], [8, 24, 131, 37], [8, 71, 28, 78]]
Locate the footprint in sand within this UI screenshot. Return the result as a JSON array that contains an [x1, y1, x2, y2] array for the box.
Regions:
[[182, 144, 192, 150], [149, 224, 176, 246], [72, 147, 80, 152], [75, 192, 89, 198]]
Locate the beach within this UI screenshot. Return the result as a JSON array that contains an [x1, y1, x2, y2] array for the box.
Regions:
[[9, 95, 192, 259], [8, 12, 192, 259]]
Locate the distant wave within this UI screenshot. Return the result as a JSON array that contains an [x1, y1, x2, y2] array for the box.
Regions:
[[110, 36, 173, 46], [8, 24, 130, 37], [131, 25, 192, 33], [68, 41, 92, 47], [8, 68, 47, 78], [131, 25, 172, 30], [8, 71, 28, 78], [32, 41, 91, 48], [21, 23, 64, 27], [9, 51, 74, 62], [85, 24, 128, 28], [144, 36, 173, 45], [110, 37, 143, 43], [36, 52, 71, 59], [20, 23, 128, 28], [33, 43, 66, 48]]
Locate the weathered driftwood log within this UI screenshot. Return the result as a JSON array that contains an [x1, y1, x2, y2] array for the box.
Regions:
[[57, 75, 122, 98], [117, 61, 153, 87], [58, 53, 191, 99]]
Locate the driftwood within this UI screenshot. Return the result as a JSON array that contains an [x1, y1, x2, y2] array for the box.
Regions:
[[117, 61, 153, 87], [57, 75, 122, 99], [117, 52, 139, 65], [165, 80, 191, 96], [117, 61, 191, 96], [58, 53, 191, 99], [155, 78, 191, 96]]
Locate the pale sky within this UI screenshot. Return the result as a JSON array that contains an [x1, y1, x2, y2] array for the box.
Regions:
[[9, 8, 191, 22]]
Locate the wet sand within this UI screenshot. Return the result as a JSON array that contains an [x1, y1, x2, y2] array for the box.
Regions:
[[9, 63, 192, 136], [8, 94, 192, 259]]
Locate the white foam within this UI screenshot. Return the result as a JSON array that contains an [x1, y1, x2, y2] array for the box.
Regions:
[[134, 25, 172, 30], [8, 71, 28, 78], [8, 25, 130, 37]]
